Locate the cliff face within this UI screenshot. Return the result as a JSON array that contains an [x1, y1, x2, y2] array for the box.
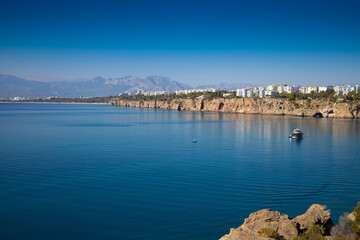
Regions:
[[109, 98, 360, 119], [219, 204, 333, 240]]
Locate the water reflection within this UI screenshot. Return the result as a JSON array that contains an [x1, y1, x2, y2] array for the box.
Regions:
[[289, 138, 302, 145], [1, 104, 359, 240]]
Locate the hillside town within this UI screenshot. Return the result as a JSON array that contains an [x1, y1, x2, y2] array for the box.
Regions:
[[126, 84, 360, 98], [125, 88, 221, 97], [2, 84, 360, 102], [235, 84, 360, 98]]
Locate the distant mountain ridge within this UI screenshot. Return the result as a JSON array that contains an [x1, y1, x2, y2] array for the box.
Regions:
[[196, 82, 256, 90], [0, 74, 192, 98]]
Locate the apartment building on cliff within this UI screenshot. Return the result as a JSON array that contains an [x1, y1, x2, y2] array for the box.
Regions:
[[143, 91, 169, 96], [236, 84, 359, 98], [175, 88, 220, 95]]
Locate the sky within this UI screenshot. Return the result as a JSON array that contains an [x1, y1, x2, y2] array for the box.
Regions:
[[0, 0, 360, 86]]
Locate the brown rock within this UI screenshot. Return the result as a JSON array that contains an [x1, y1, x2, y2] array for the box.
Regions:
[[294, 204, 333, 234], [220, 209, 298, 240], [219, 228, 270, 240], [348, 212, 356, 222], [109, 98, 359, 119]]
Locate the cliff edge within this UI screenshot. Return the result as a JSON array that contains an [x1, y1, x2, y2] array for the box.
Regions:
[[220, 204, 333, 240], [109, 98, 360, 119], [220, 203, 360, 240]]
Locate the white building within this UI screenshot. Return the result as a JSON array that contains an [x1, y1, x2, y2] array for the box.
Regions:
[[175, 88, 219, 95], [12, 97, 23, 101], [333, 85, 358, 95], [266, 84, 278, 92], [355, 85, 360, 92], [300, 86, 318, 94], [308, 86, 318, 94], [237, 86, 278, 98], [246, 89, 254, 98], [343, 85, 355, 95], [265, 90, 278, 97], [143, 91, 169, 96], [258, 87, 266, 98], [236, 83, 359, 98], [283, 85, 299, 94], [333, 86, 344, 95], [318, 86, 333, 92], [276, 84, 289, 93], [299, 87, 306, 94], [236, 88, 248, 97]]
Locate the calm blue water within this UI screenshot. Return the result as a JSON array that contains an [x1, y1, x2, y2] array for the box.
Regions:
[[0, 103, 359, 240]]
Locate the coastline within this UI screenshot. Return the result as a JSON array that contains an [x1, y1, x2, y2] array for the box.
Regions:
[[219, 203, 359, 240], [109, 98, 360, 119], [0, 102, 108, 105]]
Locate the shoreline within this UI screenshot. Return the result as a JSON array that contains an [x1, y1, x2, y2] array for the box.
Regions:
[[219, 203, 359, 240], [0, 102, 108, 105], [110, 98, 360, 119]]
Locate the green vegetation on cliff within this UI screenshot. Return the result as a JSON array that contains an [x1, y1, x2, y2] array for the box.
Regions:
[[116, 91, 236, 101], [278, 90, 360, 103], [257, 228, 279, 239], [221, 203, 360, 240], [291, 224, 325, 240], [352, 202, 360, 234], [115, 89, 360, 104]]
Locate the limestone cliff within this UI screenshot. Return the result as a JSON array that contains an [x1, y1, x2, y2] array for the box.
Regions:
[[109, 98, 360, 119], [219, 204, 333, 240]]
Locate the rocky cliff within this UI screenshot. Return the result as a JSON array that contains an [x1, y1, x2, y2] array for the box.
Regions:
[[219, 204, 334, 240], [109, 98, 360, 119]]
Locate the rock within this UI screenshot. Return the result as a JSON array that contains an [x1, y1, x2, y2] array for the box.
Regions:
[[220, 204, 337, 240], [220, 209, 298, 240], [320, 107, 334, 118], [348, 212, 356, 222], [110, 98, 360, 119], [219, 227, 270, 240], [333, 103, 354, 118], [294, 204, 333, 234]]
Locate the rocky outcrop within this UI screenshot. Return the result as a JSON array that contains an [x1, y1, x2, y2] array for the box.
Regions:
[[109, 98, 360, 119], [219, 209, 298, 240], [348, 212, 356, 222], [220, 204, 333, 240], [294, 204, 333, 234]]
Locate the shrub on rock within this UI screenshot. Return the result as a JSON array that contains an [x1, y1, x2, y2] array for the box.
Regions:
[[257, 227, 279, 239], [331, 213, 358, 240], [290, 223, 325, 240]]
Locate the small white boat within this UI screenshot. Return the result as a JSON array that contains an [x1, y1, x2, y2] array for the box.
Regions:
[[192, 139, 197, 143], [289, 129, 304, 139]]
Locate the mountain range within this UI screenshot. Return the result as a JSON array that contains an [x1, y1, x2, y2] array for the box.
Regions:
[[0, 74, 192, 98], [0, 74, 256, 98]]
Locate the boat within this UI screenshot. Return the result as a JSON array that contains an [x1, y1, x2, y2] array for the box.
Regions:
[[289, 129, 304, 139], [192, 139, 197, 143]]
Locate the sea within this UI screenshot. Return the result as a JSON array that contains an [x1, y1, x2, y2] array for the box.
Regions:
[[0, 103, 359, 240]]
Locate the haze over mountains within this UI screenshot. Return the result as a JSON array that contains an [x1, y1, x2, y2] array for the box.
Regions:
[[196, 83, 256, 91], [0, 73, 254, 98], [0, 74, 192, 98]]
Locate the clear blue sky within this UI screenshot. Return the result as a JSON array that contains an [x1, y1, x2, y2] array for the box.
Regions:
[[0, 0, 359, 86]]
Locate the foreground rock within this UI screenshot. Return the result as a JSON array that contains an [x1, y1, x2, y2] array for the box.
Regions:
[[109, 98, 360, 119], [219, 209, 298, 240], [294, 204, 333, 234], [220, 204, 333, 240]]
